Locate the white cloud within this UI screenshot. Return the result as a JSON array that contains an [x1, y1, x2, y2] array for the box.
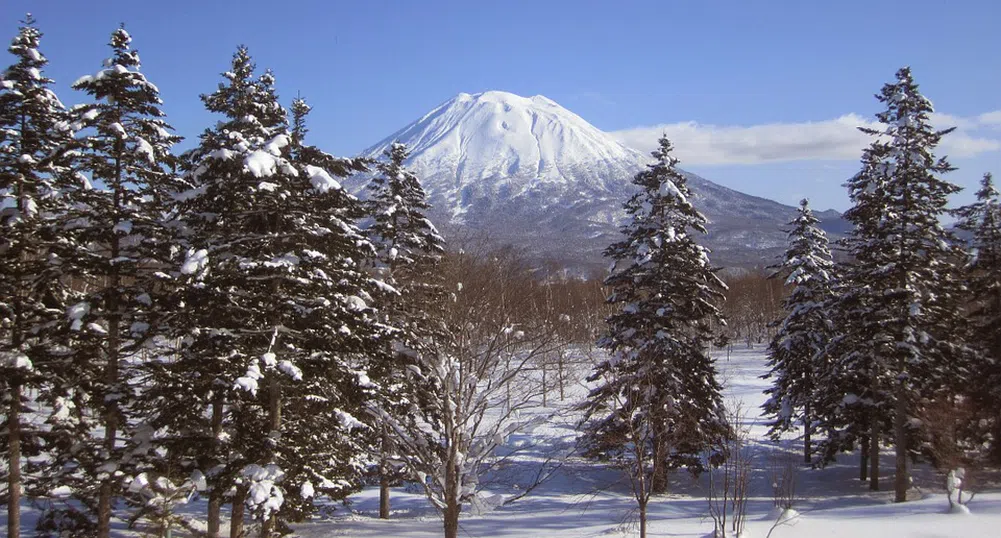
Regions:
[[978, 110, 1001, 127], [611, 110, 1001, 165]]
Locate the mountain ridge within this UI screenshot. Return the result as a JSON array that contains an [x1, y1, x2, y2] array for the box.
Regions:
[[350, 90, 846, 271]]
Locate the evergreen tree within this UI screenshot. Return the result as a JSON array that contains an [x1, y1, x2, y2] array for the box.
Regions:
[[270, 96, 384, 531], [955, 173, 1001, 462], [0, 15, 79, 537], [144, 48, 383, 536], [578, 136, 728, 536], [29, 26, 183, 537], [146, 47, 291, 537], [829, 67, 966, 501], [762, 199, 836, 464], [812, 151, 894, 481], [363, 141, 446, 519]]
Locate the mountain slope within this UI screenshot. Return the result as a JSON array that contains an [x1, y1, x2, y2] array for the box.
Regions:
[[350, 91, 845, 271]]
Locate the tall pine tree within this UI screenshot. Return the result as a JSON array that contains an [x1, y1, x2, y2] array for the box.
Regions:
[[0, 15, 79, 537], [269, 95, 384, 531], [956, 172, 1001, 462], [578, 136, 728, 537], [762, 199, 836, 464], [32, 26, 183, 537], [830, 67, 966, 501], [144, 48, 384, 536], [363, 141, 446, 519], [812, 149, 893, 481]]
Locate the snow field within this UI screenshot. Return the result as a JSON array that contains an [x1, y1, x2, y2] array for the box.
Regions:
[[4, 349, 998, 536], [290, 347, 1001, 537]]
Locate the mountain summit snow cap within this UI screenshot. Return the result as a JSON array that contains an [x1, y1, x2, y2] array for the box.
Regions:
[[361, 90, 649, 198]]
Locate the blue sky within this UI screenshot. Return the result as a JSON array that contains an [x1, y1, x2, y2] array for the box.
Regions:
[[3, 0, 999, 211]]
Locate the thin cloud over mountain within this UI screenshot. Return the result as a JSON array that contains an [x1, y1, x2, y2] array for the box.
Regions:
[[612, 110, 1001, 165]]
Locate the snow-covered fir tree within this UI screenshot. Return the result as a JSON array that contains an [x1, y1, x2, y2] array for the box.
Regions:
[[956, 172, 1001, 462], [28, 26, 183, 537], [579, 135, 729, 535], [141, 47, 290, 537], [143, 48, 384, 536], [363, 140, 446, 519], [0, 15, 80, 537], [269, 96, 383, 530], [762, 199, 836, 464], [810, 150, 892, 482], [828, 67, 967, 501]]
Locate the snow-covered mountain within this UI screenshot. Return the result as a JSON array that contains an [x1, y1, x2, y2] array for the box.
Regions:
[[350, 90, 846, 271]]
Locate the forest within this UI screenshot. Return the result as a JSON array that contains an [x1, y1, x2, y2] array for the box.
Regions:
[[2, 15, 1000, 538]]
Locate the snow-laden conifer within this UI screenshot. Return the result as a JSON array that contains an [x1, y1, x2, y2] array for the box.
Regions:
[[0, 15, 79, 537], [29, 27, 184, 536], [363, 140, 446, 518], [828, 67, 967, 501], [762, 199, 836, 464], [956, 173, 1001, 462], [578, 135, 728, 537], [144, 48, 384, 536]]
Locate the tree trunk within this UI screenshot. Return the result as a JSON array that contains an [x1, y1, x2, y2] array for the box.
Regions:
[[207, 491, 222, 538], [98, 315, 120, 538], [639, 499, 647, 538], [803, 401, 811, 464], [650, 432, 668, 495], [379, 473, 391, 520], [650, 458, 668, 495], [8, 381, 21, 538], [97, 481, 112, 538], [869, 415, 880, 491], [557, 354, 565, 401], [230, 487, 246, 538], [541, 364, 547, 407], [443, 501, 459, 538], [98, 321, 120, 536], [261, 515, 275, 538], [379, 427, 391, 519], [98, 176, 124, 537], [261, 376, 283, 535], [207, 396, 224, 537], [443, 443, 460, 538], [860, 434, 869, 482], [894, 390, 908, 502], [505, 356, 511, 412]]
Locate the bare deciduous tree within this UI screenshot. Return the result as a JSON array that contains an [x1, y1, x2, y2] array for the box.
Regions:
[[706, 403, 753, 538], [380, 247, 563, 538]]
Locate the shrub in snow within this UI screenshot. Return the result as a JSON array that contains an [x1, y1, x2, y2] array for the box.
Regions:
[[945, 467, 975, 513], [378, 247, 564, 538], [706, 403, 753, 538], [125, 471, 204, 536]]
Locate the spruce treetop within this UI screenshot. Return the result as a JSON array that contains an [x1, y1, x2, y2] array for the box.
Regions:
[[367, 141, 443, 274], [0, 14, 74, 225], [779, 199, 834, 286]]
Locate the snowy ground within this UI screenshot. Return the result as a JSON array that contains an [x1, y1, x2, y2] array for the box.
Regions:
[[294, 347, 1001, 538], [4, 348, 999, 537]]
